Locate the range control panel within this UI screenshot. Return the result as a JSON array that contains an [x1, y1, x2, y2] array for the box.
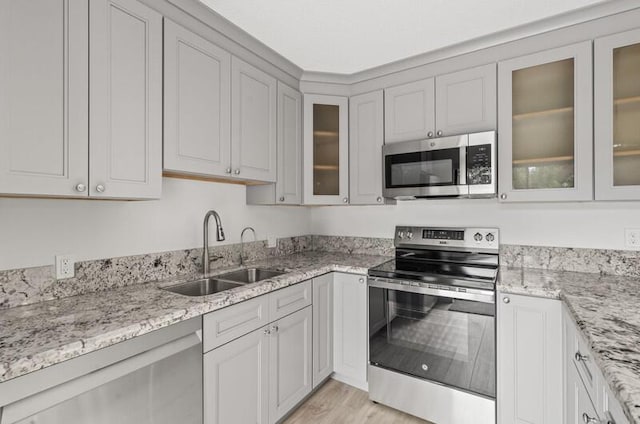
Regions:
[[394, 226, 499, 252]]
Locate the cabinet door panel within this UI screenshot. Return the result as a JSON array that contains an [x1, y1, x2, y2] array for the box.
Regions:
[[566, 361, 600, 424], [89, 0, 162, 199], [384, 78, 435, 143], [231, 58, 277, 182], [435, 64, 497, 136], [0, 0, 88, 197], [498, 42, 593, 202], [312, 274, 334, 388], [269, 306, 312, 423], [349, 90, 385, 205], [277, 82, 303, 204], [204, 326, 270, 424], [595, 28, 640, 200], [164, 19, 231, 177], [497, 293, 563, 424], [333, 273, 368, 390]]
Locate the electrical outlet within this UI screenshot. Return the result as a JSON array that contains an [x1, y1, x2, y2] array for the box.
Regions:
[[267, 235, 277, 248], [55, 255, 75, 279], [625, 229, 640, 249]]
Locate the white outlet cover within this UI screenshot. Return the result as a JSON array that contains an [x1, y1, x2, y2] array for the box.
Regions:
[[625, 229, 640, 250], [267, 235, 277, 248], [55, 255, 76, 279]]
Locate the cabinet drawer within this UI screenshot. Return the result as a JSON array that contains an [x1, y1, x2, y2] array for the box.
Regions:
[[203, 295, 270, 353], [269, 280, 312, 322], [570, 326, 599, 402]]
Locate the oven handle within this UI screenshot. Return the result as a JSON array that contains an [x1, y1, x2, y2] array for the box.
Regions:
[[368, 278, 495, 304], [459, 145, 467, 185]]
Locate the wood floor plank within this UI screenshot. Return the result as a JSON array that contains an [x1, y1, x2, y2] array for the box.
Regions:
[[283, 379, 430, 424]]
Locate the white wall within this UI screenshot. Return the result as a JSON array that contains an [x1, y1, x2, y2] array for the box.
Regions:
[[310, 199, 640, 250], [0, 178, 311, 271]]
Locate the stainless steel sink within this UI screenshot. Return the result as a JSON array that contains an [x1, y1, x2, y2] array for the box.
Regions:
[[217, 268, 286, 284], [163, 278, 243, 297]]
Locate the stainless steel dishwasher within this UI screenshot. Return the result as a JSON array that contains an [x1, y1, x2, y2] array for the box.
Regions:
[[0, 318, 202, 424]]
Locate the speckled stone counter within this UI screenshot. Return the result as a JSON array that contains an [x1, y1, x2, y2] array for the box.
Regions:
[[0, 252, 390, 384], [499, 267, 640, 423]]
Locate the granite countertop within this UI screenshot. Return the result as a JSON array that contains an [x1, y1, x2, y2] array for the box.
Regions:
[[499, 267, 640, 423], [0, 251, 391, 384]]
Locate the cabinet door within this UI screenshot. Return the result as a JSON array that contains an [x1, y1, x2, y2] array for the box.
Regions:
[[89, 0, 163, 199], [204, 326, 270, 424], [349, 90, 385, 205], [566, 361, 600, 424], [497, 41, 593, 202], [303, 94, 349, 205], [312, 274, 334, 388], [595, 28, 640, 200], [497, 292, 563, 424], [276, 82, 302, 204], [163, 19, 231, 178], [0, 0, 88, 197], [231, 57, 277, 182], [333, 273, 368, 390], [269, 306, 312, 423], [384, 78, 435, 143], [435, 64, 497, 136]]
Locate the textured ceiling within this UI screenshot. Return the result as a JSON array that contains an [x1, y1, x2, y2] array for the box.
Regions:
[[200, 0, 608, 74]]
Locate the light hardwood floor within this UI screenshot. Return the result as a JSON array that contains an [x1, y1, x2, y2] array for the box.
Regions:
[[283, 379, 431, 424]]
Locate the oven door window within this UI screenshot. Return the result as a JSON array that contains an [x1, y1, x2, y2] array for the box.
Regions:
[[369, 287, 495, 398], [385, 148, 461, 188]]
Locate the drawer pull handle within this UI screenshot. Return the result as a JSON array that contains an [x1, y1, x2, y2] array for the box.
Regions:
[[575, 352, 589, 362], [582, 412, 598, 423]]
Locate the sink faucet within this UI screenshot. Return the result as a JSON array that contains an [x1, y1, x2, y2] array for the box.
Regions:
[[240, 227, 256, 266], [203, 210, 225, 275]]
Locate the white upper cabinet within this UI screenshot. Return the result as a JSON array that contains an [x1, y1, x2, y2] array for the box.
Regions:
[[349, 90, 385, 205], [384, 78, 435, 143], [163, 19, 231, 178], [595, 28, 640, 200], [497, 41, 593, 202], [231, 57, 277, 182], [303, 94, 349, 205], [89, 0, 163, 199], [435, 64, 497, 137], [0, 0, 89, 198]]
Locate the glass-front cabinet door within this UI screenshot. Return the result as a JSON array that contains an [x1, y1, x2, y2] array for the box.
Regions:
[[497, 41, 593, 202], [303, 94, 349, 204], [595, 29, 640, 200]]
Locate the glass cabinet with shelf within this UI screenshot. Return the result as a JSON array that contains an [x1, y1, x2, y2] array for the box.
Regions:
[[303, 94, 349, 204], [595, 28, 640, 200], [497, 41, 593, 202]]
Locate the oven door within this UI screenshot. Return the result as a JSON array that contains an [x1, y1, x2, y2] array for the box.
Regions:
[[382, 135, 468, 198], [368, 280, 495, 399]]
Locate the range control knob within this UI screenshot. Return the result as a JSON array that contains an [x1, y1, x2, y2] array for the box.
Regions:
[[407, 232, 413, 239], [486, 233, 495, 242], [398, 231, 405, 239], [474, 232, 483, 242]]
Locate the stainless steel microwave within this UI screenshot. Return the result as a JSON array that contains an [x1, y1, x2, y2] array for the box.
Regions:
[[382, 131, 496, 199]]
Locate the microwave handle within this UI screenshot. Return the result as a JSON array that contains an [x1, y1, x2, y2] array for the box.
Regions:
[[459, 146, 467, 185]]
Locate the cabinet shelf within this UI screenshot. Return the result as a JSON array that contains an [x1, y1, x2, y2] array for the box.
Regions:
[[313, 165, 339, 171], [614, 95, 640, 106], [313, 130, 339, 137], [512, 106, 574, 121], [613, 149, 640, 158], [512, 155, 574, 166]]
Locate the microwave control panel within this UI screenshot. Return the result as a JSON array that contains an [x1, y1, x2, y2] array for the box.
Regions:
[[467, 144, 492, 185]]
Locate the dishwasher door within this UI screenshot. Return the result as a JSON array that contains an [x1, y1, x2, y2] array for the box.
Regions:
[[2, 323, 202, 424]]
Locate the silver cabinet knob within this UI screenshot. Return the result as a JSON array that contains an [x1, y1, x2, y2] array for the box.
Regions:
[[500, 193, 507, 200], [427, 131, 434, 138], [95, 184, 105, 193], [343, 197, 348, 203], [436, 130, 443, 137], [376, 197, 382, 203], [582, 413, 598, 424], [225, 167, 232, 174], [359, 278, 365, 284], [575, 352, 589, 362], [234, 169, 240, 175], [75, 183, 87, 193], [503, 297, 510, 304], [271, 325, 279, 333], [263, 328, 271, 335], [279, 196, 285, 202]]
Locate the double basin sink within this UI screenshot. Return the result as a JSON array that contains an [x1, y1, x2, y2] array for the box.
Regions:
[[163, 268, 286, 297]]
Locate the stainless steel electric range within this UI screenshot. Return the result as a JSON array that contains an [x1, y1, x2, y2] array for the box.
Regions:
[[367, 226, 499, 424]]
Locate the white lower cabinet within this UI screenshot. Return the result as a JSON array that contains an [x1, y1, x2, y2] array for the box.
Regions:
[[566, 359, 600, 424], [497, 292, 563, 424], [204, 325, 270, 424], [333, 273, 368, 390], [312, 274, 334, 388], [269, 306, 313, 423]]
